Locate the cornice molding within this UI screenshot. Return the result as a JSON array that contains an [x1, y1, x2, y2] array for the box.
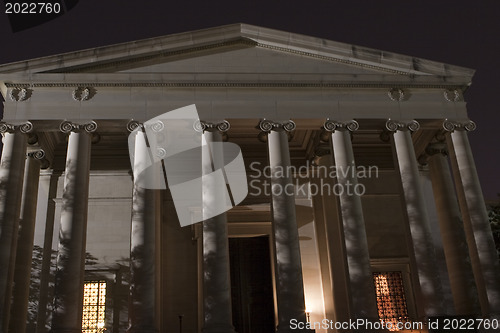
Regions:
[[255, 42, 408, 75], [4, 82, 467, 90], [46, 39, 257, 74], [40, 37, 410, 76]]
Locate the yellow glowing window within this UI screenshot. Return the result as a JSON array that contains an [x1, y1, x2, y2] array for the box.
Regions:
[[373, 272, 409, 331], [82, 280, 106, 333]]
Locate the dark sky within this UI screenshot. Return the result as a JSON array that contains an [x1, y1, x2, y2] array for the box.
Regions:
[[0, 0, 499, 200]]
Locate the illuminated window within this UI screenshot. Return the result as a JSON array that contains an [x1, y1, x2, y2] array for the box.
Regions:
[[82, 280, 106, 333], [373, 271, 409, 331]]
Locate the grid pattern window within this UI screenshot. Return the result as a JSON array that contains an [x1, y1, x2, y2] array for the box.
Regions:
[[82, 280, 106, 332], [373, 271, 409, 331]]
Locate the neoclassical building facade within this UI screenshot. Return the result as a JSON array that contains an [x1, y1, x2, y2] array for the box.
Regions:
[[0, 24, 499, 333]]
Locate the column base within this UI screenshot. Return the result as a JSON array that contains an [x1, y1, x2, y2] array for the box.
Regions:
[[202, 323, 237, 333]]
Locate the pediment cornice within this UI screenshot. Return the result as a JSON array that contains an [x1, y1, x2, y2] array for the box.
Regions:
[[0, 23, 475, 81]]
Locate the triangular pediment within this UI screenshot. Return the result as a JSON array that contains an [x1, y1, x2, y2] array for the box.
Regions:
[[0, 23, 474, 82], [114, 42, 396, 76]]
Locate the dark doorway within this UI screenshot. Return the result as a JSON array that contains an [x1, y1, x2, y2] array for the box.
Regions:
[[229, 236, 275, 333]]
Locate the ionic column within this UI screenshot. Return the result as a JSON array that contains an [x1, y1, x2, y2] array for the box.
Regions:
[[9, 150, 49, 333], [323, 119, 378, 320], [259, 119, 309, 333], [0, 121, 32, 333], [444, 119, 500, 316], [424, 142, 480, 315], [51, 121, 95, 333], [386, 119, 445, 316], [200, 121, 236, 333], [127, 127, 159, 333]]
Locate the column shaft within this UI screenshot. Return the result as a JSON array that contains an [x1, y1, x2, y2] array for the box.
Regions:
[[36, 171, 60, 333], [268, 129, 308, 332], [392, 129, 444, 316], [201, 130, 236, 333], [428, 151, 480, 315], [0, 131, 27, 333], [51, 131, 91, 333], [128, 131, 159, 333], [9, 154, 42, 332], [447, 129, 500, 315], [330, 129, 378, 319]]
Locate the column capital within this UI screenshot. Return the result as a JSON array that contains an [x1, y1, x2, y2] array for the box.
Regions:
[[59, 120, 97, 133], [258, 119, 296, 133], [127, 120, 143, 132], [418, 143, 448, 166], [385, 119, 420, 132], [27, 150, 50, 169], [426, 143, 448, 157], [0, 121, 33, 134], [195, 120, 230, 133], [443, 119, 476, 132], [323, 119, 359, 132]]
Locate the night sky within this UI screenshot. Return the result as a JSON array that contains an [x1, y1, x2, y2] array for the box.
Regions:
[[0, 0, 499, 200]]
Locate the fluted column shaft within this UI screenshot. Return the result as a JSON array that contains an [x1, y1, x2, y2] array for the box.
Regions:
[[0, 130, 28, 333], [51, 129, 92, 333], [426, 147, 480, 315], [9, 152, 44, 333], [201, 130, 236, 333], [36, 170, 60, 333], [261, 120, 309, 333], [325, 120, 378, 320], [388, 120, 444, 316], [128, 130, 159, 333], [445, 121, 500, 316]]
